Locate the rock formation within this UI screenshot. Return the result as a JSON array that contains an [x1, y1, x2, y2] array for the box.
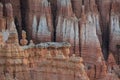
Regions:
[[34, 53, 89, 80], [80, 5, 107, 79], [0, 0, 119, 80], [20, 30, 28, 46], [21, 0, 53, 43], [56, 0, 80, 55], [109, 1, 120, 65], [0, 3, 5, 32], [0, 29, 90, 80]]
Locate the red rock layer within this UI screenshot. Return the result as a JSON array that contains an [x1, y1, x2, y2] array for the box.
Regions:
[[56, 0, 80, 55], [80, 6, 106, 79], [71, 0, 82, 18], [80, 11, 102, 63], [109, 0, 120, 65], [0, 3, 5, 32], [0, 27, 90, 80], [0, 0, 119, 80], [0, 0, 21, 26], [21, 0, 53, 43], [1, 0, 120, 63]]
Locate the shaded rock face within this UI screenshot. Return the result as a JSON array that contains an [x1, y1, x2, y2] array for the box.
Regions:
[[20, 0, 53, 43], [0, 0, 120, 80], [110, 13, 120, 64], [109, 1, 120, 65], [0, 0, 22, 41]]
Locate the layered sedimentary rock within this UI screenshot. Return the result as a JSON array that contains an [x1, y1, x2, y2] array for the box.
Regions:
[[95, 0, 112, 59], [0, 0, 22, 40], [0, 0, 21, 24], [80, 6, 106, 80], [0, 3, 5, 32], [34, 53, 89, 80], [0, 33, 30, 80], [71, 0, 82, 18], [1, 0, 119, 64], [80, 5, 102, 62], [0, 26, 89, 80], [56, 0, 80, 55], [0, 11, 88, 79], [109, 1, 120, 65], [21, 0, 53, 42], [107, 53, 120, 78], [0, 0, 120, 80], [20, 30, 28, 46]]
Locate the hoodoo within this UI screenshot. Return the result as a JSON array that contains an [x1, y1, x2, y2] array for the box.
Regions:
[[0, 0, 119, 80]]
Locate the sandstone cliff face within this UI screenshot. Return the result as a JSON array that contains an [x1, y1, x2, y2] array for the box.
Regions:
[[56, 0, 80, 55], [80, 6, 102, 63], [109, 1, 120, 65], [0, 28, 90, 80], [21, 0, 53, 43], [0, 0, 120, 80]]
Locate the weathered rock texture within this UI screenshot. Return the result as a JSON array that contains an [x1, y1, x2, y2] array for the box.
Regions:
[[20, 0, 53, 43], [0, 0, 120, 80], [0, 28, 90, 80], [56, 0, 80, 55]]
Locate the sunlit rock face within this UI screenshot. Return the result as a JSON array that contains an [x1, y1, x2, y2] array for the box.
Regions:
[[37, 0, 53, 43], [35, 14, 51, 43], [56, 16, 80, 55], [0, 0, 120, 80], [56, 0, 80, 55], [0, 29, 90, 80], [34, 54, 89, 80], [80, 6, 106, 79], [80, 13, 102, 63], [32, 14, 52, 43]]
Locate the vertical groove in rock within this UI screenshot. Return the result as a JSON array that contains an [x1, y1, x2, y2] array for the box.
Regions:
[[109, 0, 120, 65], [71, 0, 82, 18], [56, 0, 80, 55], [80, 11, 103, 63], [37, 14, 51, 42], [32, 15, 37, 43], [0, 0, 119, 80], [20, 0, 53, 43], [96, 0, 112, 60], [48, 0, 57, 41]]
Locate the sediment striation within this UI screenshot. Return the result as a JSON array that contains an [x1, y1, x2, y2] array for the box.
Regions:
[[0, 0, 119, 80]]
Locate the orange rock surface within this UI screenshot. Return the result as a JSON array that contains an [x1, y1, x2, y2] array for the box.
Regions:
[[0, 0, 119, 80]]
